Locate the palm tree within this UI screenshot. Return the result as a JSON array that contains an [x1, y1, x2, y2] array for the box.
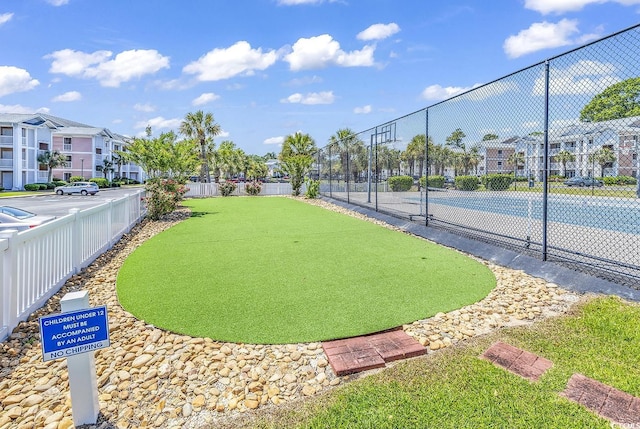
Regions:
[[179, 110, 221, 183], [96, 158, 114, 179], [328, 128, 361, 182], [280, 132, 317, 196], [37, 150, 67, 183], [507, 151, 525, 190], [554, 150, 576, 178], [588, 147, 616, 177]]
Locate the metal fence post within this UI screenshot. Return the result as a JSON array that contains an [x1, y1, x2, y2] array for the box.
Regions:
[[541, 60, 550, 262]]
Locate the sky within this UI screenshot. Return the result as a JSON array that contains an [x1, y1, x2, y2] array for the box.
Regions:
[[1, 0, 640, 156]]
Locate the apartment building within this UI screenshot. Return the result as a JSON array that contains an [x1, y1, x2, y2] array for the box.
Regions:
[[0, 113, 144, 190]]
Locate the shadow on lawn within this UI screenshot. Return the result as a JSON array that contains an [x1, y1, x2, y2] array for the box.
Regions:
[[189, 211, 219, 218]]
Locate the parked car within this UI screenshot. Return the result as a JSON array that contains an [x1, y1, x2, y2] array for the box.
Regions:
[[0, 206, 56, 231], [444, 175, 455, 186], [563, 176, 603, 187], [54, 181, 99, 195]]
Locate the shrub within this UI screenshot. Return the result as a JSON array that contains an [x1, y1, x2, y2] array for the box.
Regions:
[[482, 174, 513, 191], [89, 178, 109, 188], [548, 175, 564, 182], [111, 182, 122, 187], [420, 175, 445, 188], [219, 181, 237, 197], [388, 175, 413, 192], [24, 184, 41, 191], [35, 182, 56, 189], [52, 180, 67, 187], [69, 176, 84, 183], [144, 178, 189, 220], [455, 175, 480, 191], [245, 181, 262, 196], [602, 175, 637, 185], [305, 179, 320, 199]]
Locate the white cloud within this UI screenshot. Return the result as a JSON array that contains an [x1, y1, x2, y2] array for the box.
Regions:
[[532, 60, 620, 95], [357, 23, 400, 41], [281, 91, 335, 104], [0, 13, 14, 26], [192, 92, 220, 106], [421, 83, 481, 101], [46, 0, 69, 5], [134, 103, 155, 112], [524, 0, 640, 14], [354, 105, 372, 114], [284, 34, 375, 71], [286, 75, 323, 86], [504, 19, 579, 58], [462, 80, 519, 101], [0, 66, 40, 97], [183, 41, 277, 81], [134, 116, 182, 131], [52, 91, 81, 102], [218, 130, 230, 138], [45, 48, 170, 87], [264, 136, 285, 145], [0, 104, 49, 114]]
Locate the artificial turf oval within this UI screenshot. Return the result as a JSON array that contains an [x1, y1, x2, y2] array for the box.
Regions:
[[116, 197, 496, 344]]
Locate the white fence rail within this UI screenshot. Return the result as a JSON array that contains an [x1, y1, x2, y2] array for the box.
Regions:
[[0, 191, 145, 342], [185, 182, 300, 197]]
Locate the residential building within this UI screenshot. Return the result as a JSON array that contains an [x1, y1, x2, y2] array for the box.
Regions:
[[0, 113, 144, 190]]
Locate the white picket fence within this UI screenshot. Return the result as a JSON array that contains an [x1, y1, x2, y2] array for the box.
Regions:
[[184, 182, 301, 197], [0, 191, 145, 342]]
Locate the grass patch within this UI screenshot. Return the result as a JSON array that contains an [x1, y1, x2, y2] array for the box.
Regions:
[[241, 296, 640, 428], [116, 197, 495, 344]]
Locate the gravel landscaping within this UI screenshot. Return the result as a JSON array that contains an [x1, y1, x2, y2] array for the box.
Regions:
[[0, 197, 581, 429]]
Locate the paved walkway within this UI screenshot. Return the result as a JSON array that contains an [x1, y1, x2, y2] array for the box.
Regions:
[[482, 342, 640, 426], [322, 329, 426, 376]]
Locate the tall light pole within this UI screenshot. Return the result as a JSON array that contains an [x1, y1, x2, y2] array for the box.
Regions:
[[81, 159, 84, 179]]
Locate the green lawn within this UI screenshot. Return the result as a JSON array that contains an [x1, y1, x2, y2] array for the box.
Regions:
[[242, 296, 640, 428], [116, 197, 495, 344]]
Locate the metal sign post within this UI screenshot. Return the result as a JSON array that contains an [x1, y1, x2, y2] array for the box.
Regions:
[[39, 291, 109, 426]]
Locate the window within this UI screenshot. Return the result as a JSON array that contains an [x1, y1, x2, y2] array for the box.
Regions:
[[96, 148, 102, 155], [497, 150, 503, 156], [39, 142, 49, 150], [65, 155, 72, 168], [497, 161, 502, 167], [0, 127, 12, 136], [64, 172, 71, 181], [63, 137, 72, 151]]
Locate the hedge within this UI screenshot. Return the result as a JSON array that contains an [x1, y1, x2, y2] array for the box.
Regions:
[[388, 175, 413, 192], [455, 175, 480, 191], [481, 174, 514, 191]]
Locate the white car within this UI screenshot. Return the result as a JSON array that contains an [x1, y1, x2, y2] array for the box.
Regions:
[[54, 181, 99, 196], [0, 206, 56, 231]]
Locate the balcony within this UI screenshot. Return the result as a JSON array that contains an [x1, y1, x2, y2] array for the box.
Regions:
[[0, 135, 12, 146]]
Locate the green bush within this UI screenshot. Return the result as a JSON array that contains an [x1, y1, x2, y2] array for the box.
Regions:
[[69, 176, 84, 183], [24, 184, 41, 191], [219, 181, 237, 197], [35, 182, 56, 189], [388, 175, 413, 192], [305, 179, 320, 199], [52, 180, 67, 187], [602, 175, 637, 185], [420, 175, 445, 188], [455, 175, 480, 191], [548, 175, 564, 182], [245, 181, 262, 196], [482, 174, 513, 191], [144, 179, 189, 220], [89, 178, 109, 188]]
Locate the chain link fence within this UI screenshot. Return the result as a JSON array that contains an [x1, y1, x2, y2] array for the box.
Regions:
[[317, 24, 640, 286]]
